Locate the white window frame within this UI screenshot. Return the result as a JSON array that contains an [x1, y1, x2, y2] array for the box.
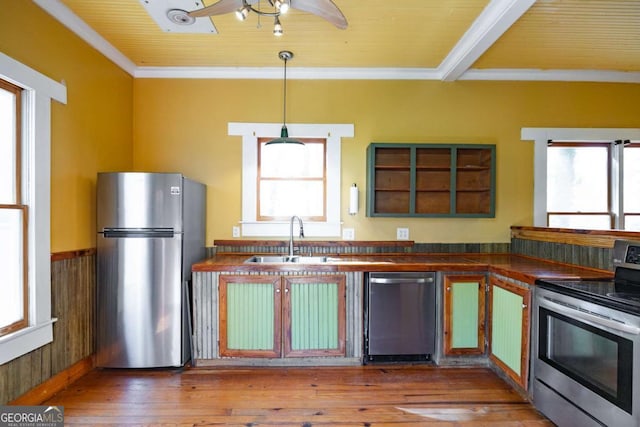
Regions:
[[522, 128, 640, 228], [229, 122, 354, 237], [0, 52, 66, 364]]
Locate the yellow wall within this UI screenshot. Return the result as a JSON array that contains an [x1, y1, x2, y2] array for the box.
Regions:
[[0, 1, 134, 252], [133, 78, 640, 244]]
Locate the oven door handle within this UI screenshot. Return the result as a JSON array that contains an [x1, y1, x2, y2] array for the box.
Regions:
[[543, 297, 640, 335]]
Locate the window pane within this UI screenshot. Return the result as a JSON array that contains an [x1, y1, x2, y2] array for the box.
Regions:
[[0, 208, 24, 328], [547, 146, 608, 212], [260, 181, 324, 217], [549, 214, 611, 230], [625, 215, 640, 232], [0, 87, 17, 204], [261, 142, 324, 178], [624, 146, 640, 212]]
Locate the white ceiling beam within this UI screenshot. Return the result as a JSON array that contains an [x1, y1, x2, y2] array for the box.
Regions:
[[33, 0, 137, 76], [438, 0, 536, 82]]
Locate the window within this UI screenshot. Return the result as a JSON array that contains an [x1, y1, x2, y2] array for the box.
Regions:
[[0, 52, 66, 365], [258, 138, 326, 221], [522, 128, 640, 231], [0, 79, 28, 336], [230, 122, 354, 237], [623, 144, 640, 230], [547, 143, 611, 229]]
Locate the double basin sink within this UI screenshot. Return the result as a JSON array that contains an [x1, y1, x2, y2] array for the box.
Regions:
[[244, 255, 333, 264]]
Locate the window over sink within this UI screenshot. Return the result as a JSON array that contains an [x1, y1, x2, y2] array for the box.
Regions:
[[230, 122, 354, 237], [258, 137, 326, 221]]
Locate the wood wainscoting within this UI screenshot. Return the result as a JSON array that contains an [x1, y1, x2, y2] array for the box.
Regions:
[[1, 249, 96, 404]]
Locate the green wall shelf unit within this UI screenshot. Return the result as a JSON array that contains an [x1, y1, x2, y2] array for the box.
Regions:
[[366, 143, 496, 217]]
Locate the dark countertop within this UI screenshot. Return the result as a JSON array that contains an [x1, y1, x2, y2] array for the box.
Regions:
[[192, 253, 612, 285]]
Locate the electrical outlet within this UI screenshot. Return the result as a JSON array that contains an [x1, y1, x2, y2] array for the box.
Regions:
[[342, 228, 355, 240], [232, 226, 240, 238], [396, 227, 409, 240]]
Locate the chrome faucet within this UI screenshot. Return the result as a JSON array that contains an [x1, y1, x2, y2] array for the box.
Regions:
[[289, 215, 304, 258]]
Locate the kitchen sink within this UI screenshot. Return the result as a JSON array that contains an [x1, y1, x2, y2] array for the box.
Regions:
[[244, 255, 330, 264]]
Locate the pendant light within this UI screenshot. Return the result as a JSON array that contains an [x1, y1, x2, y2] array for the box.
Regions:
[[266, 51, 304, 146]]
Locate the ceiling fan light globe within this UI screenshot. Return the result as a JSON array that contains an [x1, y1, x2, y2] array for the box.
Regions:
[[235, 7, 249, 21], [273, 17, 283, 36], [276, 0, 290, 14]]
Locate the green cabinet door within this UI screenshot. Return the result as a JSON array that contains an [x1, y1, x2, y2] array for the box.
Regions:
[[489, 277, 530, 388], [443, 275, 486, 355], [219, 275, 281, 358], [283, 275, 346, 357]]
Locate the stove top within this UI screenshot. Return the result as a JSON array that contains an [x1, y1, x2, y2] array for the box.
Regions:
[[535, 240, 640, 316], [536, 278, 640, 316]]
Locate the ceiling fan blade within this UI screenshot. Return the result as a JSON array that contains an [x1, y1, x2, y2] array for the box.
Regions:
[[290, 0, 348, 29], [188, 0, 246, 18]]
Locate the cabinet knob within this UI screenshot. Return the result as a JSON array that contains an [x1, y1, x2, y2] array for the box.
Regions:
[[285, 288, 289, 293], [522, 304, 527, 309], [447, 287, 451, 291], [276, 288, 280, 293]]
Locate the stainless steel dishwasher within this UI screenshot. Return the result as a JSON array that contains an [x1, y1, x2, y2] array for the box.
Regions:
[[364, 272, 436, 363]]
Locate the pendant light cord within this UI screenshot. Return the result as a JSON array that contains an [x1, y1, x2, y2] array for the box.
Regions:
[[283, 55, 288, 126]]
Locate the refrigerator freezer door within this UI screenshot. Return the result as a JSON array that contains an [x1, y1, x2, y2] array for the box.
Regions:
[[97, 172, 183, 231], [96, 233, 184, 368]]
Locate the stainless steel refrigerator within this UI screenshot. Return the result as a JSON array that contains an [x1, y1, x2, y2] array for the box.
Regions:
[[96, 172, 206, 368]]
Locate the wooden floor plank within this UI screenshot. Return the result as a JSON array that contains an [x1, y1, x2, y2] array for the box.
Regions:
[[42, 365, 553, 426]]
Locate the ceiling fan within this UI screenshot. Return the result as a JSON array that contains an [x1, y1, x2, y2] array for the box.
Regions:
[[187, 0, 348, 33]]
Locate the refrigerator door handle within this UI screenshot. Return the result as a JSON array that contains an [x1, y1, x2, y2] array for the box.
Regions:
[[102, 228, 175, 238]]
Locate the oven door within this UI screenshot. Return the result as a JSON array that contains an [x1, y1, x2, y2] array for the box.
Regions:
[[532, 287, 640, 427]]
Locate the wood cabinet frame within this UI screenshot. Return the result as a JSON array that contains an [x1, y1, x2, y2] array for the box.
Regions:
[[443, 274, 486, 356], [219, 275, 282, 358], [282, 275, 346, 357], [488, 276, 531, 389]]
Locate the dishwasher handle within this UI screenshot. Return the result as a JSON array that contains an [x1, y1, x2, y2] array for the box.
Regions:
[[369, 277, 434, 284]]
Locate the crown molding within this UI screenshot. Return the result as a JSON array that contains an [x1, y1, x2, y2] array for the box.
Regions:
[[134, 66, 443, 80], [461, 69, 640, 84], [134, 66, 640, 83]]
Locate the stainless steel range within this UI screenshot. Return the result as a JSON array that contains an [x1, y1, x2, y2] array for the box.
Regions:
[[533, 240, 640, 427]]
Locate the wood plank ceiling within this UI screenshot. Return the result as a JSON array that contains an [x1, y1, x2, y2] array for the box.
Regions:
[[36, 0, 640, 80]]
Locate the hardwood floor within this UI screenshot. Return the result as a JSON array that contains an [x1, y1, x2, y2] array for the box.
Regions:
[[43, 365, 553, 426]]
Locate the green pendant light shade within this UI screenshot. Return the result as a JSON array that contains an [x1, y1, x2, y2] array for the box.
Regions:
[[266, 124, 303, 145]]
